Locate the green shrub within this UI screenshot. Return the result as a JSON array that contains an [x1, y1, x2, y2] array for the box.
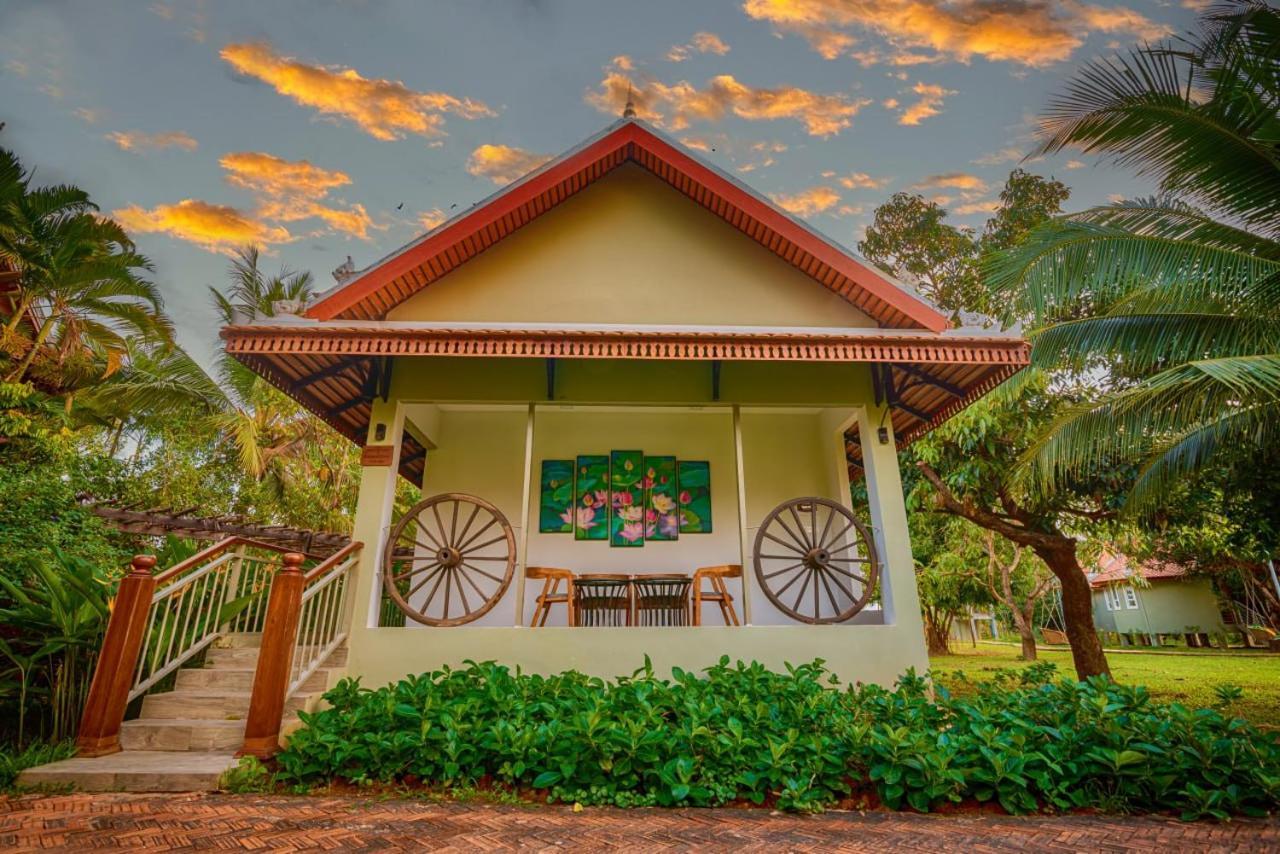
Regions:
[[219, 756, 275, 794], [276, 658, 1280, 818]]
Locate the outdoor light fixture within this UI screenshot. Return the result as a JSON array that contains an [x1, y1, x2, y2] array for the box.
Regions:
[[374, 423, 387, 441], [877, 426, 890, 445]]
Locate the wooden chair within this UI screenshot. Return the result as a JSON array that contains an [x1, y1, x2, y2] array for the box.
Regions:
[[526, 566, 574, 627], [573, 574, 633, 627], [692, 564, 742, 626]]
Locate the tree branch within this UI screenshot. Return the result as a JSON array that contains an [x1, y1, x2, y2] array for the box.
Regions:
[[917, 462, 1071, 551]]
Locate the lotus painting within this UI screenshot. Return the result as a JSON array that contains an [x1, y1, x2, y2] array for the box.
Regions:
[[609, 450, 645, 547], [538, 459, 574, 533], [677, 461, 712, 534], [644, 455, 679, 541], [573, 454, 609, 540]]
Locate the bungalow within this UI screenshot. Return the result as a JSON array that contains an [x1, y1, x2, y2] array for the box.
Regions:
[[1088, 551, 1225, 646]]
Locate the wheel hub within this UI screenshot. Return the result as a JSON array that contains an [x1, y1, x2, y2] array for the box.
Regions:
[[804, 547, 831, 570], [438, 546, 462, 568]]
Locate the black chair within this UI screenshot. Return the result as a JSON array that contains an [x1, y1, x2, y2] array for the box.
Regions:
[[573, 574, 633, 626], [632, 574, 692, 627]]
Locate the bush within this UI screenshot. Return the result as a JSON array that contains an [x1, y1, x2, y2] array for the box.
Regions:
[[0, 740, 76, 791], [276, 658, 1280, 818]]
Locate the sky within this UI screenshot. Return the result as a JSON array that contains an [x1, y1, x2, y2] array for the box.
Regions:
[[0, 0, 1205, 367]]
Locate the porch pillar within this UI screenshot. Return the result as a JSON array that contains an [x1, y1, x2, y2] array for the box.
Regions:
[[855, 403, 928, 668], [343, 397, 405, 635]]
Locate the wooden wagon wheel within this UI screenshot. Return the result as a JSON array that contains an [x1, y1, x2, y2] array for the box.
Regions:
[[753, 497, 880, 625], [382, 493, 516, 627]]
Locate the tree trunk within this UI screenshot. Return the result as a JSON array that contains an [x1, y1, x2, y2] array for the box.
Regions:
[[1018, 626, 1038, 661], [1034, 541, 1110, 679], [924, 612, 952, 655]]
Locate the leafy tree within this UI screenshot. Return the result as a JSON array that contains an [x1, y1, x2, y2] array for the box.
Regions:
[[975, 531, 1056, 661], [987, 1, 1280, 512], [0, 148, 170, 390], [858, 193, 982, 316], [909, 376, 1120, 678], [909, 513, 990, 654]]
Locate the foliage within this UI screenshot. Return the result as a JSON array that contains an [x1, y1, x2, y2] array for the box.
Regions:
[[220, 756, 275, 794], [909, 513, 990, 654], [276, 658, 1280, 819], [987, 1, 1280, 513], [0, 739, 76, 791], [0, 550, 116, 746]]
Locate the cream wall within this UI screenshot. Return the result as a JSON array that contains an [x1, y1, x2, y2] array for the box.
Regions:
[[386, 164, 877, 329]]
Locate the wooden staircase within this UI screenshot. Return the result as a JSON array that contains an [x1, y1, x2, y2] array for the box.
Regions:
[[19, 540, 361, 793], [20, 634, 347, 792]]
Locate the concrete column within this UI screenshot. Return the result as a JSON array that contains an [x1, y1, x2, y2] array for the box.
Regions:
[[855, 402, 928, 671], [343, 397, 405, 637]]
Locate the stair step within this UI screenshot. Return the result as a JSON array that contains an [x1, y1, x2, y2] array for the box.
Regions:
[[140, 690, 313, 721], [175, 665, 333, 693], [204, 645, 347, 668], [218, 632, 262, 649], [18, 750, 238, 792], [120, 719, 245, 752]]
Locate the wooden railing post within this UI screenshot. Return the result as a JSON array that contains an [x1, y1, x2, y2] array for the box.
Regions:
[[239, 552, 306, 758], [76, 555, 157, 757]]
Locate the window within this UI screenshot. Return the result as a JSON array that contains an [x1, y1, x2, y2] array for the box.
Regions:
[[1123, 585, 1139, 610], [1103, 587, 1119, 611]]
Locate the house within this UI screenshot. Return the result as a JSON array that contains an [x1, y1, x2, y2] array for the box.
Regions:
[[43, 116, 1028, 790], [1088, 551, 1225, 646]]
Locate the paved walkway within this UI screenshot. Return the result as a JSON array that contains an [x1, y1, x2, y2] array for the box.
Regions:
[[2, 793, 1276, 851]]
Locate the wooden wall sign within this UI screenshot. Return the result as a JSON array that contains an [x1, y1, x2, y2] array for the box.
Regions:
[[360, 445, 395, 467]]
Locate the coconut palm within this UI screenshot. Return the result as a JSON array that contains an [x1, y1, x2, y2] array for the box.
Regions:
[[987, 0, 1280, 511], [0, 147, 171, 388]]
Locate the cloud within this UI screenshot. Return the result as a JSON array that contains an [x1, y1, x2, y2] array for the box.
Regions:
[[668, 31, 732, 61], [741, 0, 1171, 67], [219, 151, 374, 239], [1066, 159, 1086, 169], [611, 55, 635, 71], [588, 71, 870, 136], [114, 200, 290, 253], [827, 171, 889, 190], [913, 172, 988, 192], [465, 144, 553, 185], [897, 81, 954, 125], [106, 130, 199, 153], [220, 41, 494, 141], [954, 199, 1000, 215], [770, 186, 842, 217], [972, 146, 1025, 166], [74, 107, 105, 124], [418, 209, 448, 230]]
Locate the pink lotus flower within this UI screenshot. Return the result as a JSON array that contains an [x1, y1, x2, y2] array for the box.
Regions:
[[618, 505, 643, 523], [679, 490, 692, 505], [619, 521, 644, 542], [559, 508, 575, 528], [594, 489, 609, 506], [574, 506, 599, 530], [615, 490, 634, 507], [640, 476, 653, 489]]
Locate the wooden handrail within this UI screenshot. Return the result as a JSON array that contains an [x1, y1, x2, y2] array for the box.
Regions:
[[239, 553, 307, 759], [303, 541, 361, 584], [154, 536, 316, 584], [76, 555, 158, 757]]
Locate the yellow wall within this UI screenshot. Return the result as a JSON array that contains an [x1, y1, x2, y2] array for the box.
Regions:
[[386, 164, 877, 329]]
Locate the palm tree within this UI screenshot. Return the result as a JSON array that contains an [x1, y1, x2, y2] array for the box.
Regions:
[[987, 1, 1280, 511], [0, 147, 171, 388]]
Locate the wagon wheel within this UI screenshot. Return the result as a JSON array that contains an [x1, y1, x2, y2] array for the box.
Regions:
[[753, 497, 880, 625], [382, 493, 516, 627]]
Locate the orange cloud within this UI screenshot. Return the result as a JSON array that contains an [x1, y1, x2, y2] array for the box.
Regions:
[[668, 32, 732, 61], [771, 186, 842, 217], [114, 199, 290, 253], [742, 0, 1170, 67], [418, 209, 448, 230], [829, 171, 889, 190], [897, 81, 954, 126], [589, 71, 869, 136], [106, 130, 198, 152], [218, 151, 375, 239], [1066, 159, 1086, 169], [914, 172, 988, 192], [466, 144, 553, 185], [954, 199, 1000, 215], [220, 41, 494, 141]]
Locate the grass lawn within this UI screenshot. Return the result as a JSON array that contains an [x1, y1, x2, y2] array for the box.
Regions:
[[931, 642, 1280, 729]]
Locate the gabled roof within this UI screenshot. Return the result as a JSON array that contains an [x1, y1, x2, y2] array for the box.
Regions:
[[305, 119, 949, 332], [1088, 551, 1190, 588]]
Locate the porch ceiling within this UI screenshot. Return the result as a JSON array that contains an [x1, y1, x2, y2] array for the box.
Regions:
[[224, 321, 1027, 481]]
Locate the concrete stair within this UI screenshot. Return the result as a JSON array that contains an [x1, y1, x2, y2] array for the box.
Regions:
[[19, 633, 345, 793]]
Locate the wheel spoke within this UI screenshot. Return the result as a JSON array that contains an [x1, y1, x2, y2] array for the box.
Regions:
[[454, 502, 481, 550], [774, 566, 809, 598], [453, 569, 473, 615], [464, 533, 509, 554], [390, 557, 437, 582], [762, 562, 805, 580], [816, 504, 837, 551], [824, 563, 868, 585], [441, 568, 453, 618], [759, 553, 808, 561], [817, 566, 847, 613], [760, 531, 807, 555], [448, 500, 460, 547], [465, 555, 510, 561], [458, 565, 490, 602], [415, 518, 447, 552], [791, 570, 813, 614], [462, 562, 506, 585], [455, 516, 498, 553], [776, 512, 810, 553], [409, 563, 447, 603], [827, 555, 872, 564]]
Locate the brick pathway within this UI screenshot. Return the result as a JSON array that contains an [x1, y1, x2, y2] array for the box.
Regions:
[[1, 793, 1276, 852]]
